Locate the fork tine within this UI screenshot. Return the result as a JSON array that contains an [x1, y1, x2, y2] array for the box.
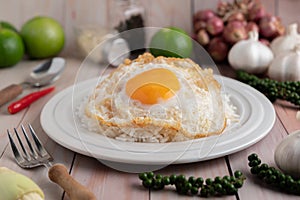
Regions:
[[21, 124, 37, 158], [8, 124, 53, 169], [14, 127, 30, 160], [28, 124, 51, 158], [7, 130, 23, 163]]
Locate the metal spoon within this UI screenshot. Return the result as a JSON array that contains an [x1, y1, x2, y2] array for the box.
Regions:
[[0, 57, 65, 106]]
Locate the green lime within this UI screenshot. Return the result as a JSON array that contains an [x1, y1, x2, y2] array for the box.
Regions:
[[20, 16, 65, 59], [0, 28, 24, 68], [0, 21, 18, 32], [149, 27, 192, 58]]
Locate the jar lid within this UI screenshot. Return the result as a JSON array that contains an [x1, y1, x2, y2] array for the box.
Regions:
[[107, 38, 130, 67]]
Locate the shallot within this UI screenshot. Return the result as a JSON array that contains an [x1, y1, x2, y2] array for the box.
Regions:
[[223, 21, 247, 44], [208, 37, 228, 62], [193, 21, 206, 33], [194, 9, 215, 22], [248, 3, 266, 21], [259, 38, 270, 46], [193, 0, 286, 63], [227, 12, 245, 22], [246, 22, 259, 33], [196, 29, 210, 46], [259, 15, 285, 39], [206, 16, 224, 36]]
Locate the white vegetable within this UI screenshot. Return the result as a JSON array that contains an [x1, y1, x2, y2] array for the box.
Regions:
[[228, 30, 274, 73], [270, 23, 300, 56], [0, 167, 44, 200], [274, 130, 300, 178], [18, 192, 44, 200], [267, 44, 300, 81]]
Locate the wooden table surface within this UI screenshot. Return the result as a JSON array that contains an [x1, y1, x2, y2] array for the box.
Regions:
[[0, 57, 299, 200]]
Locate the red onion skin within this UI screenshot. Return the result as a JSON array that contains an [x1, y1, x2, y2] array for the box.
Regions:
[[191, 34, 197, 41], [194, 9, 215, 22], [246, 22, 259, 34], [249, 3, 266, 21], [223, 21, 247, 44], [227, 12, 245, 23], [208, 37, 229, 62], [206, 16, 224, 36], [217, 1, 228, 11], [259, 38, 270, 46], [193, 21, 206, 33], [217, 1, 229, 16], [259, 15, 285, 39], [197, 29, 210, 46]]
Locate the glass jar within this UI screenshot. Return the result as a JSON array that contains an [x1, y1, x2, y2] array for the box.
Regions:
[[110, 0, 146, 56], [75, 25, 130, 67]]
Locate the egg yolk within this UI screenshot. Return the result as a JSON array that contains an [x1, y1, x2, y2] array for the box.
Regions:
[[126, 68, 180, 105]]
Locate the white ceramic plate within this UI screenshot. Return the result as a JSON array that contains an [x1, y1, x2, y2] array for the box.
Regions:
[[40, 75, 275, 166]]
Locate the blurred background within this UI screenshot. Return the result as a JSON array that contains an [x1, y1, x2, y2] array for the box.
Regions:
[[0, 0, 299, 58]]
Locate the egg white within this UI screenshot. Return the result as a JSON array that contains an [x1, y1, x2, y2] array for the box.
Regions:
[[84, 53, 226, 142]]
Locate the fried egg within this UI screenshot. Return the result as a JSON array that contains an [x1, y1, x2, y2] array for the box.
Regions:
[[84, 53, 226, 142]]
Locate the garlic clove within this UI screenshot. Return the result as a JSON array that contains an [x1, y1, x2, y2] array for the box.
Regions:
[[270, 23, 300, 56], [267, 44, 300, 81], [274, 130, 300, 178]]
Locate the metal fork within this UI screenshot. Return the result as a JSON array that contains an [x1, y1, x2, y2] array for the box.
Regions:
[[7, 124, 53, 168], [7, 124, 96, 200]]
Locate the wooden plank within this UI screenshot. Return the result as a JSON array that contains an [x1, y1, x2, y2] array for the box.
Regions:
[[0, 58, 83, 199], [141, 0, 192, 33], [277, 0, 300, 26], [18, 0, 65, 24], [64, 0, 108, 57], [218, 60, 298, 198], [228, 115, 300, 199], [193, 0, 276, 15], [261, 0, 276, 15], [221, 58, 300, 198], [0, 0, 22, 28], [65, 154, 149, 200], [0, 60, 41, 155], [68, 157, 234, 200], [57, 59, 134, 200], [2, 0, 300, 57], [0, 127, 74, 199], [274, 101, 300, 134], [193, 0, 222, 11]]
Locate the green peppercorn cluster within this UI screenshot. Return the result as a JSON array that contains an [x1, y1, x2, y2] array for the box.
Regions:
[[138, 171, 245, 197], [236, 70, 300, 106], [248, 153, 300, 195]]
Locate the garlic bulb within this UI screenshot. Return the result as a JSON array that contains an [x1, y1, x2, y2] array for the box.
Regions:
[[228, 30, 274, 73], [274, 130, 300, 178], [270, 23, 300, 56], [267, 44, 300, 81]]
